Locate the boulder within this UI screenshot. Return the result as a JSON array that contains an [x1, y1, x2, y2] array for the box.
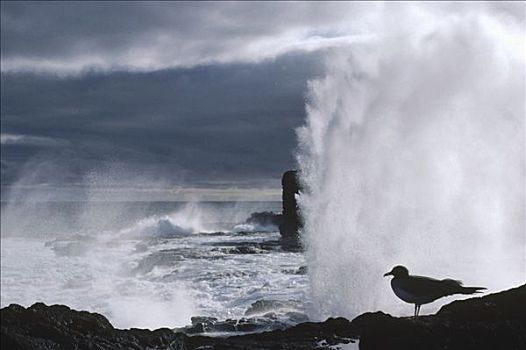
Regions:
[[245, 211, 282, 227]]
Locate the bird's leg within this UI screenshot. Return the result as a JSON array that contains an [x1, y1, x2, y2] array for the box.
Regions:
[[414, 304, 417, 318], [416, 305, 421, 317]]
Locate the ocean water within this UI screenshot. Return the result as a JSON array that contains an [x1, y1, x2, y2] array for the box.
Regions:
[[0, 201, 309, 330]]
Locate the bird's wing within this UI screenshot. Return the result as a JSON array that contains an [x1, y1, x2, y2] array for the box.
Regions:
[[439, 278, 467, 296], [403, 275, 446, 296], [405, 275, 467, 297]]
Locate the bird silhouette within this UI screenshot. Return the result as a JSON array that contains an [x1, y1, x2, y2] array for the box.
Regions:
[[383, 265, 486, 317]]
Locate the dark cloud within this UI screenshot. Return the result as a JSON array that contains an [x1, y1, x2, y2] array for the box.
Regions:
[[2, 2, 521, 74], [1, 1, 522, 199], [0, 1, 387, 73], [1, 53, 324, 189]]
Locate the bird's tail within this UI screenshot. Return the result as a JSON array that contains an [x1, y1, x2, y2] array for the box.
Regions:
[[459, 286, 486, 294], [441, 279, 486, 295]]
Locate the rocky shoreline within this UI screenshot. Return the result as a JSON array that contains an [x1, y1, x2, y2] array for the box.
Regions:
[[2, 284, 525, 350]]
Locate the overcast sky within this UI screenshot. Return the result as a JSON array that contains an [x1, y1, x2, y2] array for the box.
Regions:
[[1, 1, 523, 200]]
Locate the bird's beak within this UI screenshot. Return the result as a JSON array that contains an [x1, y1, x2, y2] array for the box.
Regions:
[[383, 271, 393, 277]]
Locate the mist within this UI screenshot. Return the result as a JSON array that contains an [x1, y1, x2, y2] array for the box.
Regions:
[[296, 4, 525, 320], [0, 157, 282, 329]]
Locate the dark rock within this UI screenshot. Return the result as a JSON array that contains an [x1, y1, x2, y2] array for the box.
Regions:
[[178, 308, 309, 336], [1, 302, 183, 349], [437, 282, 526, 321], [1, 302, 348, 350], [202, 231, 229, 236], [235, 170, 302, 248], [296, 266, 308, 275], [2, 285, 525, 350], [191, 316, 218, 325], [205, 317, 355, 349], [245, 211, 282, 228], [207, 240, 281, 253], [211, 246, 267, 255], [175, 316, 354, 349], [244, 300, 303, 316], [283, 311, 310, 324], [131, 247, 220, 275], [279, 170, 302, 249], [353, 284, 526, 350], [180, 316, 219, 334], [281, 265, 307, 275]]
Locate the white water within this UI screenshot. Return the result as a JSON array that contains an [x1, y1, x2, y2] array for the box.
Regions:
[[297, 4, 525, 320], [1, 201, 308, 330]]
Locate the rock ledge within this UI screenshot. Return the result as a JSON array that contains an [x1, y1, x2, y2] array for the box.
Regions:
[[2, 284, 525, 350]]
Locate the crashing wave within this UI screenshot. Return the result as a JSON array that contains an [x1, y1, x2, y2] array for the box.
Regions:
[[232, 223, 277, 233], [121, 216, 194, 239]]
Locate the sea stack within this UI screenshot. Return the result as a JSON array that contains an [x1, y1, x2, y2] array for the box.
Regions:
[[279, 170, 302, 249]]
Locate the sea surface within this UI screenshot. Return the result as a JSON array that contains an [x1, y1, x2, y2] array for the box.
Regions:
[[0, 201, 309, 330]]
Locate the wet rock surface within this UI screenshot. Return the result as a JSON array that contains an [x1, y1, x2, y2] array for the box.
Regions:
[[207, 239, 282, 253], [1, 303, 179, 350], [354, 284, 526, 350], [175, 310, 309, 336], [2, 284, 525, 350], [244, 299, 303, 317], [279, 170, 302, 249], [245, 211, 282, 228]]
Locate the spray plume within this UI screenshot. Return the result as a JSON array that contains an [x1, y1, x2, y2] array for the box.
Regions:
[[297, 3, 525, 320]]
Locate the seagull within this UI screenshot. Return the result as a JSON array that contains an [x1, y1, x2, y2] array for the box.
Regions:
[[383, 265, 486, 317]]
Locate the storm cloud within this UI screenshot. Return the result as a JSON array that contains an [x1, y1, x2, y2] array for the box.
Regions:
[[3, 2, 520, 74], [1, 52, 324, 196], [1, 1, 380, 74], [1, 1, 523, 199]]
